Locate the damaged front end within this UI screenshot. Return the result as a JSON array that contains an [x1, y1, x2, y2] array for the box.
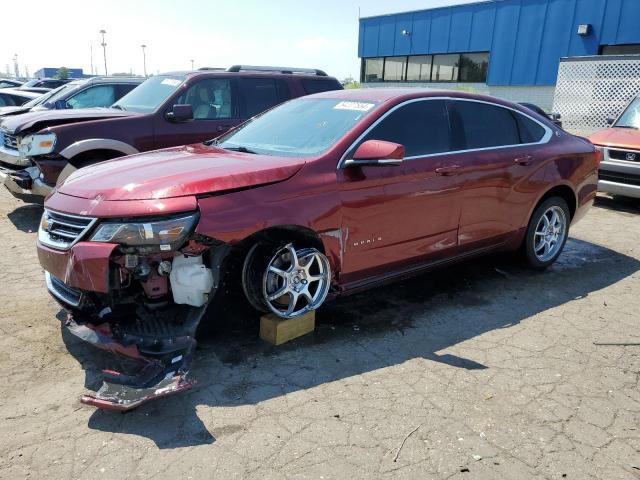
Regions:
[[38, 209, 229, 411]]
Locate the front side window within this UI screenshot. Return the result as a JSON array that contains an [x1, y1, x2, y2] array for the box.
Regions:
[[217, 98, 378, 157], [614, 97, 640, 129], [363, 58, 384, 82], [383, 56, 407, 82], [406, 55, 432, 82], [174, 78, 235, 119], [432, 54, 459, 82], [113, 75, 186, 113], [241, 78, 289, 117], [450, 100, 520, 149], [459, 53, 488, 82], [357, 100, 451, 157], [66, 85, 116, 109]]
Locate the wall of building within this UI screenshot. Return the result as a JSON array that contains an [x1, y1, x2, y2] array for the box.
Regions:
[[359, 0, 640, 86], [33, 68, 85, 79]]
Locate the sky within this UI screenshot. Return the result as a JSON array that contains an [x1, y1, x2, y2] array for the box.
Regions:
[[1, 0, 482, 81]]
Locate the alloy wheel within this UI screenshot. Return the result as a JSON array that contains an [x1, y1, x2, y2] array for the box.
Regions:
[[533, 205, 567, 262], [262, 244, 330, 318]]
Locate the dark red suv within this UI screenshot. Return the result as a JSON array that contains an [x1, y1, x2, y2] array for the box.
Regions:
[[0, 65, 342, 201], [37, 88, 598, 410]]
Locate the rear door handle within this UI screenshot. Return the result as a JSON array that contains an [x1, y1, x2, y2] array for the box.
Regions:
[[514, 155, 534, 166], [435, 165, 461, 176]]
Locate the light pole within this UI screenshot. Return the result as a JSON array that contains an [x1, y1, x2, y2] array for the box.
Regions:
[[12, 54, 19, 79], [141, 44, 147, 77], [190, 59, 194, 70], [99, 29, 108, 76]]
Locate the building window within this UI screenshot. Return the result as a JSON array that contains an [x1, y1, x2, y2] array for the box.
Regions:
[[383, 56, 407, 81], [361, 52, 488, 84], [459, 53, 489, 82], [431, 54, 460, 82], [406, 55, 433, 81], [600, 44, 640, 55], [363, 58, 384, 82]]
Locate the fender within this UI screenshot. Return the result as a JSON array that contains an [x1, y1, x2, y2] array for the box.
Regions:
[[59, 139, 139, 159]]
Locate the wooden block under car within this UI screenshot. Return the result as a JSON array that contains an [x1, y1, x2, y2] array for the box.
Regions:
[[259, 310, 316, 345]]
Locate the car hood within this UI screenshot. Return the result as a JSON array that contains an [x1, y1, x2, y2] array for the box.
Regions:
[[0, 105, 31, 118], [58, 144, 306, 201], [589, 127, 640, 149], [0, 107, 135, 134]]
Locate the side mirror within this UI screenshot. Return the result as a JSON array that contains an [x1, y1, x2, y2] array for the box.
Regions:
[[54, 99, 68, 110], [344, 140, 405, 167], [166, 104, 193, 122], [551, 112, 561, 120], [606, 117, 615, 126]]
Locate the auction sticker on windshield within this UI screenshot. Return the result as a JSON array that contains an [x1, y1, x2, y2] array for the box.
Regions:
[[161, 78, 181, 86], [333, 101, 375, 112]]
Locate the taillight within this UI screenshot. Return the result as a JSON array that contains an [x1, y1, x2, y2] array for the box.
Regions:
[[594, 146, 603, 167]]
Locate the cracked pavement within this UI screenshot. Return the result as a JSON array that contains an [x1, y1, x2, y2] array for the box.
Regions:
[[0, 189, 638, 479]]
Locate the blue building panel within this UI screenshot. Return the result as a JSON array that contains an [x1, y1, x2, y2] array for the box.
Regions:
[[359, 0, 640, 86]]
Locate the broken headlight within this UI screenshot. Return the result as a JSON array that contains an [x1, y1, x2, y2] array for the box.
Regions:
[[90, 213, 198, 251], [18, 133, 56, 156]]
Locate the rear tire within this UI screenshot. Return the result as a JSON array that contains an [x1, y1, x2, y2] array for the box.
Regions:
[[523, 196, 570, 269]]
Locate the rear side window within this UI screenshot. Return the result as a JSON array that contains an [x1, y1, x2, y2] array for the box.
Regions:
[[450, 100, 520, 150], [358, 100, 451, 157], [115, 83, 139, 100], [241, 78, 290, 118], [516, 113, 546, 143], [66, 85, 116, 109], [302, 78, 342, 94]]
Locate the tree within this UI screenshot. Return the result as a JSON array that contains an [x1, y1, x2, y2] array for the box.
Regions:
[[54, 67, 70, 79]]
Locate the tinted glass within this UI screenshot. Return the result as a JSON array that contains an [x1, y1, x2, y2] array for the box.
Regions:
[[383, 56, 407, 81], [40, 83, 83, 108], [363, 58, 383, 82], [451, 100, 519, 149], [432, 54, 460, 82], [217, 98, 378, 157], [113, 75, 186, 113], [459, 53, 488, 82], [302, 78, 342, 94], [614, 97, 640, 129], [241, 78, 289, 117], [406, 55, 432, 81], [115, 83, 139, 99], [516, 113, 546, 143], [601, 44, 640, 55], [358, 100, 450, 157], [66, 85, 116, 108]]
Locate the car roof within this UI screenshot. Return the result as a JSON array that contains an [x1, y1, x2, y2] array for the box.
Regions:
[[307, 87, 524, 109], [159, 70, 339, 81], [84, 76, 145, 84], [0, 88, 41, 98]]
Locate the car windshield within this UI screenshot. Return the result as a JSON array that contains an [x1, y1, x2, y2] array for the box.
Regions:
[[614, 97, 640, 129], [216, 98, 379, 157], [38, 83, 84, 108], [112, 75, 186, 113]]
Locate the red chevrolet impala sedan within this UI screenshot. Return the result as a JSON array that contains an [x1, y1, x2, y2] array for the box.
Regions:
[[37, 88, 599, 410]]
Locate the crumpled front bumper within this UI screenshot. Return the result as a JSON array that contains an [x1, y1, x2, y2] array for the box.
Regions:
[[0, 165, 53, 201], [63, 312, 197, 412]]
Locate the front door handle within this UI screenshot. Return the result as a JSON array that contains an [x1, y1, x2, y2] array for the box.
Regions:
[[514, 155, 533, 166], [216, 125, 231, 133], [435, 165, 461, 176]]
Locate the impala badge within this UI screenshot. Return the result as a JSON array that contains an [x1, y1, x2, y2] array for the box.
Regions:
[[626, 152, 637, 162]]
